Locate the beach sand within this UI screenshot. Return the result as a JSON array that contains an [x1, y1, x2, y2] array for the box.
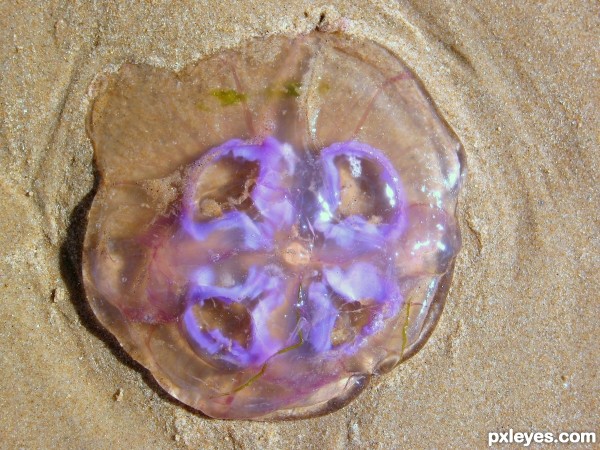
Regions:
[[0, 1, 597, 448]]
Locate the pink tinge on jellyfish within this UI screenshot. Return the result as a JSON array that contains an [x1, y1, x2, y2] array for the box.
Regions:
[[83, 31, 465, 420]]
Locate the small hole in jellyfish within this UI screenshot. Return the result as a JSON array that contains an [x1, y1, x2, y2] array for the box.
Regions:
[[187, 297, 253, 350], [190, 157, 260, 222], [330, 298, 377, 347], [335, 155, 395, 223]]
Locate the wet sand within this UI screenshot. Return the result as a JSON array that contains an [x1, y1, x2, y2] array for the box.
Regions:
[[0, 1, 597, 448]]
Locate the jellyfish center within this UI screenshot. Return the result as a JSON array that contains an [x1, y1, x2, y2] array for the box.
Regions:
[[281, 240, 312, 266]]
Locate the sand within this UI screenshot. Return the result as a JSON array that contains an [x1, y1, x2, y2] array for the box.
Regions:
[[0, 1, 597, 448]]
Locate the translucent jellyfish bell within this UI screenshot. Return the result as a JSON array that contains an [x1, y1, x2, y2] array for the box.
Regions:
[[83, 31, 466, 420]]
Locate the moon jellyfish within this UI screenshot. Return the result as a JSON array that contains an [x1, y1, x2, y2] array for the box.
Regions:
[[83, 31, 466, 420]]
